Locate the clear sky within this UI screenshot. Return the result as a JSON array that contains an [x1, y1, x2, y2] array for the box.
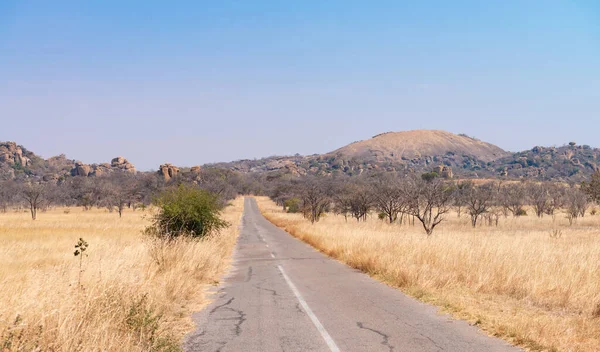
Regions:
[[1, 1, 599, 170]]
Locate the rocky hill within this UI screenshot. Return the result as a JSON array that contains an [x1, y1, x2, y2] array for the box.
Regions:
[[3, 132, 600, 183], [328, 130, 509, 163], [208, 131, 600, 182], [0, 141, 137, 181]]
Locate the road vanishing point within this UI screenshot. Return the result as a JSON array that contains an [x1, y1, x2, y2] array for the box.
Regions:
[[184, 198, 520, 352]]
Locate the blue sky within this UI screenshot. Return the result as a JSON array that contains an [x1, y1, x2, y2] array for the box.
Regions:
[[1, 1, 599, 170]]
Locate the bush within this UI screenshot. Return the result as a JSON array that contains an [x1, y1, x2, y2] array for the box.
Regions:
[[145, 185, 229, 240], [284, 197, 301, 213], [515, 208, 528, 216]]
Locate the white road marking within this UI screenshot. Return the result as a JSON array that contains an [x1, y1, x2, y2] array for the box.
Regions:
[[277, 265, 340, 352]]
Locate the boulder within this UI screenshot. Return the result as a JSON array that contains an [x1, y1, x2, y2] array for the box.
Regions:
[[158, 163, 180, 181], [111, 157, 136, 173], [190, 166, 202, 174], [71, 161, 92, 177]]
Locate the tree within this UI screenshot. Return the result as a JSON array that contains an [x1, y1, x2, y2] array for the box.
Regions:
[[463, 182, 495, 227], [334, 180, 372, 222], [103, 173, 138, 217], [582, 170, 600, 204], [0, 180, 17, 212], [145, 185, 229, 240], [545, 183, 565, 216], [565, 186, 588, 225], [20, 183, 48, 220], [370, 174, 407, 224], [298, 177, 331, 223], [527, 183, 550, 218], [500, 183, 526, 216], [404, 177, 452, 235]]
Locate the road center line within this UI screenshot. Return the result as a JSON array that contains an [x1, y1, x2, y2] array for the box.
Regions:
[[277, 265, 341, 352]]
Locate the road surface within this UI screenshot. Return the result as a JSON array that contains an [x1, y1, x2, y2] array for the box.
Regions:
[[184, 198, 520, 352]]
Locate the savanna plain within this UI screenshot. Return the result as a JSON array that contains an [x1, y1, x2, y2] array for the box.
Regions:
[[0, 198, 244, 352], [257, 197, 600, 352]]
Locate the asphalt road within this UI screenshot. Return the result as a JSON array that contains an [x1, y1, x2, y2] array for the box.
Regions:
[[184, 198, 520, 352]]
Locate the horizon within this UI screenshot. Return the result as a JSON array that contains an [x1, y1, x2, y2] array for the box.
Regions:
[[1, 128, 593, 171], [1, 1, 599, 170]]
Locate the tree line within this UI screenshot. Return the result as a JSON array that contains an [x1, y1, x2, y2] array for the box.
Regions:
[[267, 171, 600, 235], [0, 168, 264, 220]]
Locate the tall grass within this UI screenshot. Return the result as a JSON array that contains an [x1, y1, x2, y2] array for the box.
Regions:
[[0, 198, 243, 351], [257, 197, 600, 352]]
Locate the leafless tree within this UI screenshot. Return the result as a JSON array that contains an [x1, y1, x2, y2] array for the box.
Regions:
[[527, 183, 550, 218], [0, 180, 17, 212], [298, 177, 331, 223], [20, 182, 49, 220], [463, 182, 496, 227], [565, 186, 588, 225], [334, 180, 372, 222], [370, 174, 408, 224], [545, 183, 565, 216], [582, 170, 600, 205], [500, 183, 526, 216], [404, 177, 452, 235]]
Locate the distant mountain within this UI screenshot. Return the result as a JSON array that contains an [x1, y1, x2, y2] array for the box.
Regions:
[[0, 141, 136, 181], [208, 131, 600, 182], [3, 131, 600, 183], [328, 130, 509, 163]]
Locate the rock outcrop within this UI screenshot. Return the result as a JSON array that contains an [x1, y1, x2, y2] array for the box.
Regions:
[[158, 164, 180, 181], [434, 165, 453, 179], [0, 142, 31, 167], [71, 161, 92, 176], [70, 158, 136, 177], [111, 157, 136, 173], [190, 166, 202, 174]]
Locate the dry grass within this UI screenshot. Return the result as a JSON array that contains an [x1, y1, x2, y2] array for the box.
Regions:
[[257, 197, 600, 352], [0, 198, 244, 352]]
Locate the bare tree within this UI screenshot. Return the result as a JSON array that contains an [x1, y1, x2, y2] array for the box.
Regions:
[[527, 183, 550, 218], [103, 174, 137, 217], [404, 177, 452, 235], [545, 183, 565, 216], [582, 170, 600, 205], [20, 183, 48, 220], [565, 186, 588, 225], [334, 180, 372, 222], [500, 183, 526, 216], [370, 174, 407, 224], [0, 180, 17, 212], [298, 177, 331, 223], [463, 182, 496, 227]]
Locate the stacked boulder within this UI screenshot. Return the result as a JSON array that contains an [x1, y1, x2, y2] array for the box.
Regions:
[[70, 157, 136, 177], [158, 163, 180, 181], [0, 142, 31, 167]]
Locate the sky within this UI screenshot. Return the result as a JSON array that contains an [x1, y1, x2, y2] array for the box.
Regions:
[[1, 1, 599, 170]]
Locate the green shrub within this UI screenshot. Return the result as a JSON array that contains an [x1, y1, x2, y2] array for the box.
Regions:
[[515, 208, 528, 216], [285, 197, 301, 213], [145, 185, 229, 240]]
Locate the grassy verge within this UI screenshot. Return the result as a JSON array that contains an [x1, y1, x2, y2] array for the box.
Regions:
[[0, 197, 244, 352], [256, 196, 600, 352]]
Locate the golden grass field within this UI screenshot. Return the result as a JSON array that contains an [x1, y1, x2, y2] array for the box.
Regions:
[[0, 198, 244, 352], [257, 197, 600, 352]]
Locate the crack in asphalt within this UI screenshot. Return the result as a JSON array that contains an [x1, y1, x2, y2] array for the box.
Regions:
[[245, 266, 253, 282], [254, 283, 278, 296], [357, 322, 395, 352]]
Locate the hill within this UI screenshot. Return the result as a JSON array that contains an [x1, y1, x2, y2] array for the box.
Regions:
[[3, 131, 600, 183], [328, 130, 509, 163]]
